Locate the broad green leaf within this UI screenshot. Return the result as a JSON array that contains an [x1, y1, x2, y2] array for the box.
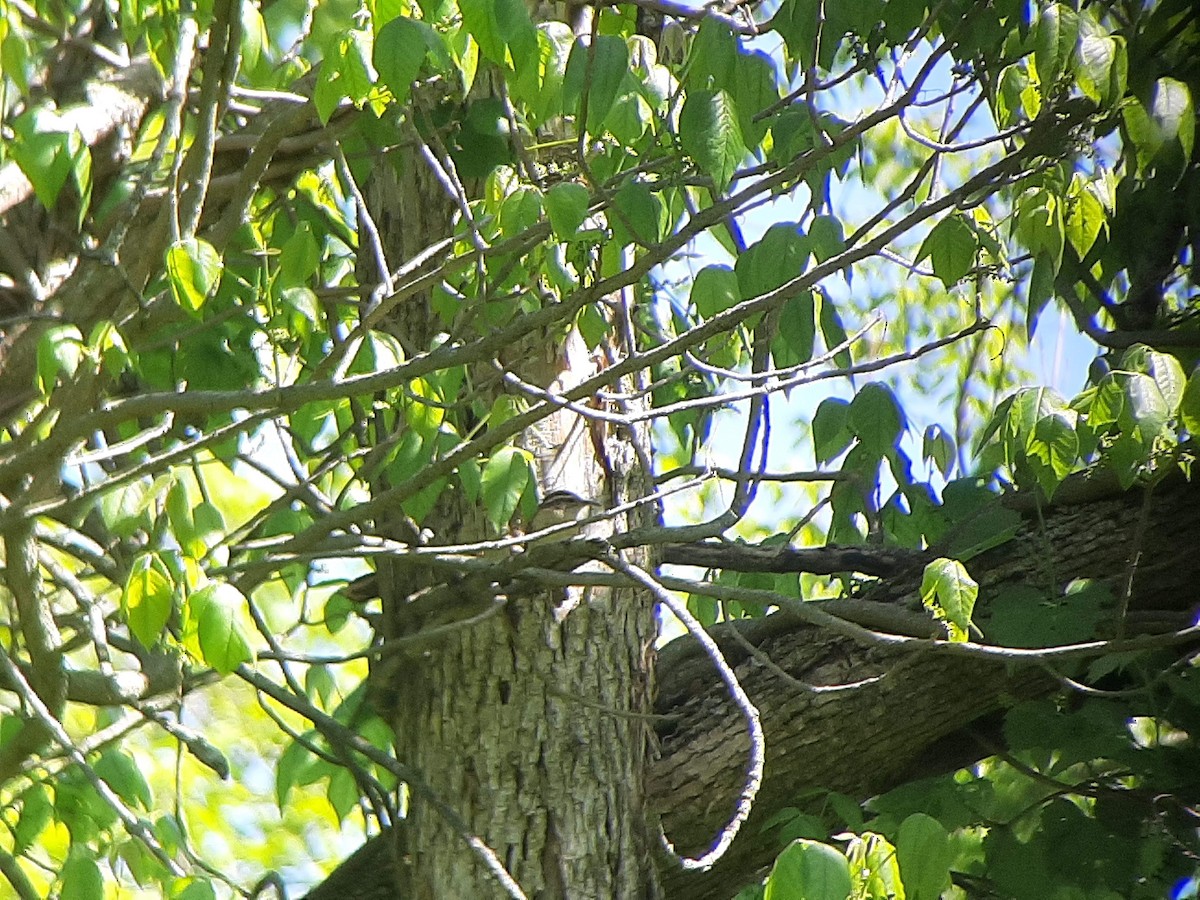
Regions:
[[765, 838, 853, 900], [679, 89, 746, 191], [771, 0, 820, 71], [807, 215, 845, 264], [923, 425, 955, 478], [12, 785, 52, 854], [95, 749, 153, 811], [896, 813, 954, 900], [996, 63, 1030, 127], [736, 223, 810, 299], [607, 89, 652, 144], [1122, 344, 1185, 413], [481, 446, 533, 531], [563, 34, 629, 134], [279, 221, 320, 288], [1028, 411, 1079, 497], [174, 879, 219, 900], [123, 553, 174, 648], [1076, 30, 1124, 106], [1151, 77, 1194, 163], [451, 97, 514, 179], [327, 767, 360, 823], [35, 323, 85, 394], [819, 295, 851, 367], [374, 16, 428, 103], [848, 382, 905, 458], [1122, 371, 1169, 439], [733, 48, 778, 148], [1014, 188, 1064, 271], [516, 22, 573, 122], [773, 290, 816, 369], [1181, 370, 1200, 436], [404, 377, 446, 438], [8, 108, 91, 216], [545, 182, 590, 239], [812, 397, 852, 463], [692, 265, 740, 318], [1064, 177, 1105, 258], [916, 214, 978, 288], [921, 557, 978, 641], [60, 851, 103, 900], [688, 16, 737, 91], [610, 179, 662, 247], [188, 583, 253, 675], [499, 186, 544, 240], [166, 238, 223, 314], [1034, 4, 1078, 93]]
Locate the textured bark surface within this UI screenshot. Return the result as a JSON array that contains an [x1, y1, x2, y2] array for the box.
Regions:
[[306, 475, 1200, 899], [365, 54, 661, 895]]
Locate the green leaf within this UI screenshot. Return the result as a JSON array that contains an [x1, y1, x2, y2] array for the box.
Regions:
[[95, 749, 153, 811], [374, 15, 428, 104], [1076, 30, 1124, 106], [279, 221, 320, 288], [807, 215, 845, 264], [732, 48, 778, 148], [499, 186, 544, 240], [819, 295, 851, 367], [1034, 4, 1078, 92], [848, 382, 905, 458], [1064, 177, 1105, 258], [764, 839, 853, 900], [773, 290, 815, 369], [679, 88, 747, 191], [1151, 77, 1194, 164], [13, 785, 52, 854], [60, 851, 103, 900], [896, 813, 954, 900], [1028, 411, 1079, 497], [1181, 369, 1200, 436], [610, 179, 662, 247], [8, 108, 92, 216], [175, 879, 218, 900], [688, 16, 737, 91], [920, 557, 978, 641], [166, 238, 223, 314], [736, 223, 810, 299], [450, 97, 514, 179], [275, 738, 319, 809], [812, 397, 852, 463], [692, 265, 741, 318], [563, 34, 629, 134], [922, 425, 955, 478], [188, 583, 253, 675], [35, 323, 85, 394], [545, 182, 590, 239], [1122, 371, 1169, 439], [481, 446, 533, 532], [1122, 344, 1185, 414], [123, 553, 175, 648], [917, 214, 978, 288]]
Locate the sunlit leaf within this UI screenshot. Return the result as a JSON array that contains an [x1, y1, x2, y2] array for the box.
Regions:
[[166, 238, 223, 314], [679, 88, 746, 191], [764, 839, 853, 900], [123, 553, 174, 648], [188, 583, 253, 675]]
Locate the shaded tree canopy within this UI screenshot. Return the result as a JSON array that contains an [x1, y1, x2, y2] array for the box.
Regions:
[[0, 0, 1199, 898]]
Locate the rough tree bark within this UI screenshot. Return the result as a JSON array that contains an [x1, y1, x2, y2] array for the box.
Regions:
[[306, 474, 1200, 898], [358, 22, 661, 897]]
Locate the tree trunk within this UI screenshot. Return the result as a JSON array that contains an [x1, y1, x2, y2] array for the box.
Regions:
[[361, 71, 662, 900], [308, 474, 1200, 899]]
